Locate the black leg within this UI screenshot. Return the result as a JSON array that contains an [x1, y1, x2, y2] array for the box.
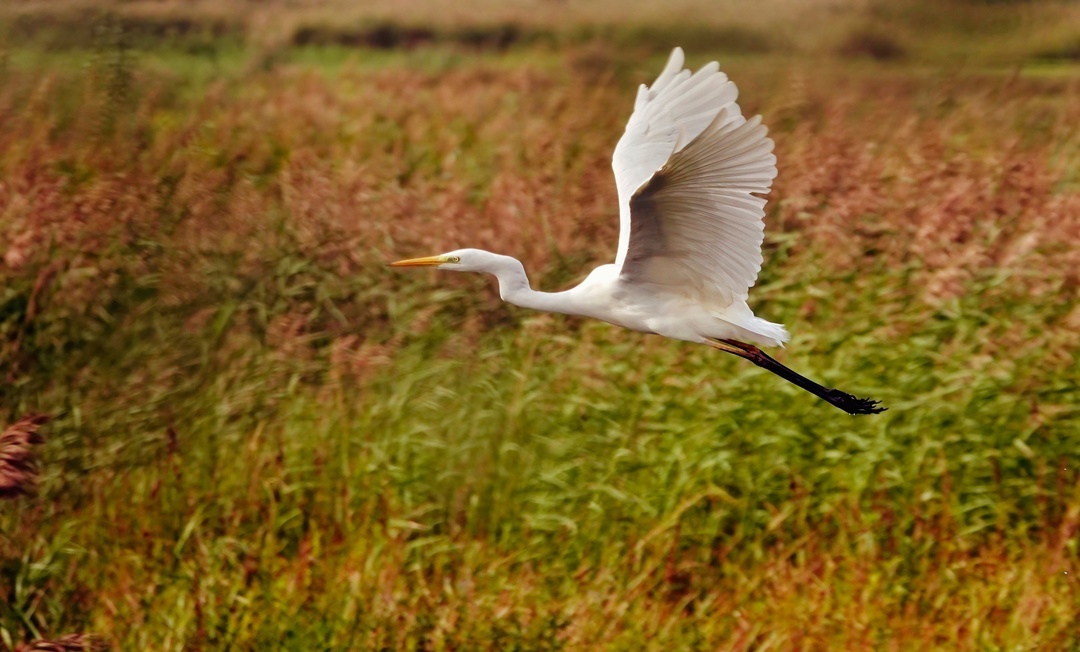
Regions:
[[708, 339, 886, 415]]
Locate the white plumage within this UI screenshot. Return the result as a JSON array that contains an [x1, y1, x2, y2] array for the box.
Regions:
[[391, 48, 884, 415]]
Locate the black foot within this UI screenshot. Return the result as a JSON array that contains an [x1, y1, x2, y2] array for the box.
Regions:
[[825, 390, 887, 416]]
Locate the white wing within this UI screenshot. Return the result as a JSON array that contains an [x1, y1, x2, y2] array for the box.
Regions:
[[611, 47, 741, 268], [611, 49, 776, 307]]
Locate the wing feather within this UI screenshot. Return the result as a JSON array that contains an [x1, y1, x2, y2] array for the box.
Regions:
[[611, 48, 741, 268], [620, 109, 777, 307]]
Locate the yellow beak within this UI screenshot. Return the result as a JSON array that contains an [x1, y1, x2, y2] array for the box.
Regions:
[[388, 255, 445, 268]]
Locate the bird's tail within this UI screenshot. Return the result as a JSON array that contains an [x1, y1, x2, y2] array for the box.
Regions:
[[743, 317, 790, 348], [715, 314, 790, 348], [711, 301, 789, 348]]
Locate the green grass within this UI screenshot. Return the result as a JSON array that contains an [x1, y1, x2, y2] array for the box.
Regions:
[[1, 6, 1080, 649]]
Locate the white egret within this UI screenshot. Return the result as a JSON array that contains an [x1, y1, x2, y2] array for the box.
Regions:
[[392, 48, 884, 415]]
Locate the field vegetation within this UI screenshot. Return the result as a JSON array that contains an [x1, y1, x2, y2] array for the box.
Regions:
[[1, 0, 1079, 649]]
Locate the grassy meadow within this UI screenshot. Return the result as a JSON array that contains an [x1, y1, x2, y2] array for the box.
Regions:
[[2, 1, 1080, 649]]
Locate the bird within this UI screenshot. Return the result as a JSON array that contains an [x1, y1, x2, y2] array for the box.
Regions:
[[391, 47, 885, 415]]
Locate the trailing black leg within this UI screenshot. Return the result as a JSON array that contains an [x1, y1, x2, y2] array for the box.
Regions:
[[707, 339, 886, 415]]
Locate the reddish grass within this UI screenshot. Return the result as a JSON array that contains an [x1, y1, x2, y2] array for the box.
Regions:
[[2, 60, 1078, 366]]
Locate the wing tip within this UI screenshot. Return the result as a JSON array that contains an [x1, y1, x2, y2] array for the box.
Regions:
[[651, 47, 687, 93]]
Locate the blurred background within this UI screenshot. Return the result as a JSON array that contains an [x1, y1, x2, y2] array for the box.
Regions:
[[1, 0, 1078, 649]]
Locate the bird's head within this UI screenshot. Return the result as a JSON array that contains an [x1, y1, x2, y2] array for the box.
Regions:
[[389, 248, 506, 274]]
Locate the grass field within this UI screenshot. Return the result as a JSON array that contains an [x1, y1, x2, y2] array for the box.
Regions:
[[2, 1, 1080, 649]]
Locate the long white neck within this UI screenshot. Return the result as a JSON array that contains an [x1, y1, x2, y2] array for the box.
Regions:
[[481, 254, 582, 315]]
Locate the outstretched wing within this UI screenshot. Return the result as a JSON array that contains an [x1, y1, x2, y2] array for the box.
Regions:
[[611, 47, 741, 269], [611, 49, 776, 306], [620, 110, 776, 306]]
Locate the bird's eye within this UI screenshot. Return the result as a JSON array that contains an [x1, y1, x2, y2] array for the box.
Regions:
[[447, 256, 461, 263]]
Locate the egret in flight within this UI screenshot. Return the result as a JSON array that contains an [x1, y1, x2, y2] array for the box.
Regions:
[[392, 48, 885, 415]]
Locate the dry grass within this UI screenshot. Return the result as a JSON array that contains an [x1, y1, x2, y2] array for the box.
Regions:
[[1, 17, 1079, 652], [0, 415, 48, 499], [13, 634, 105, 652]]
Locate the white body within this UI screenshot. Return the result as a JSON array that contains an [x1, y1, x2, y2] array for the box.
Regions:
[[452, 251, 786, 347]]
